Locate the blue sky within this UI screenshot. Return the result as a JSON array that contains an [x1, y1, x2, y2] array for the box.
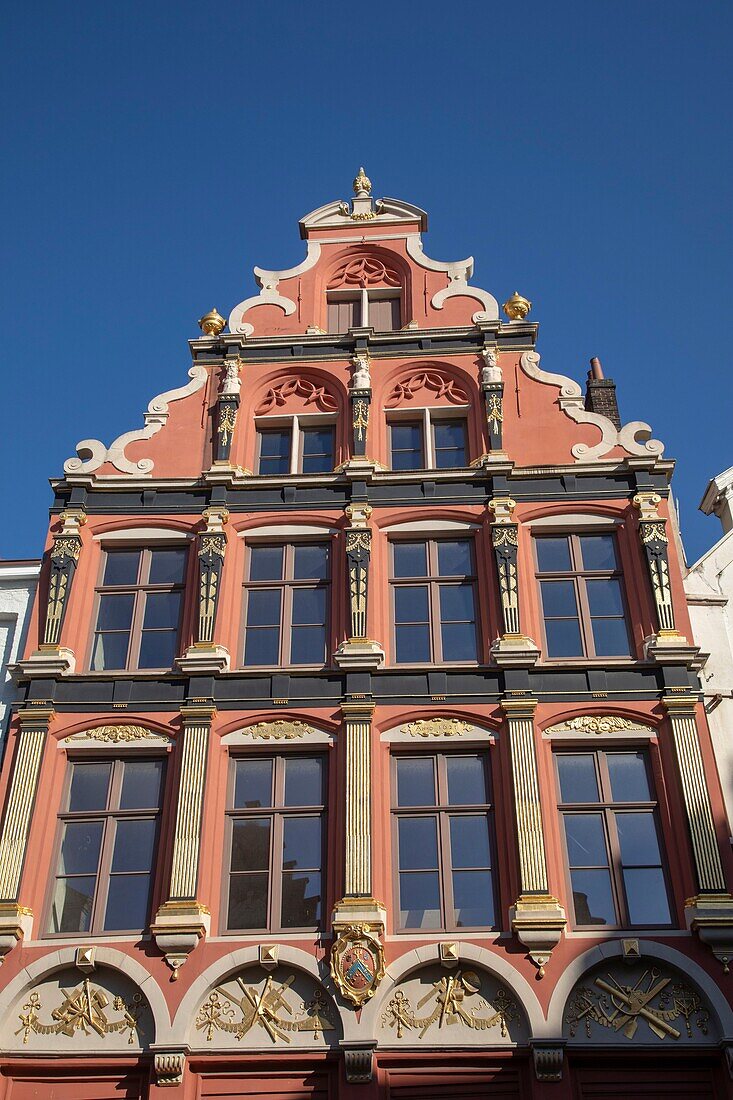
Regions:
[[1, 1, 731, 562]]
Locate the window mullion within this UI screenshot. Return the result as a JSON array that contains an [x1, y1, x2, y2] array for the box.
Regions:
[[271, 810, 283, 931], [438, 808, 454, 929], [92, 814, 114, 934], [423, 407, 432, 468], [290, 417, 299, 476]]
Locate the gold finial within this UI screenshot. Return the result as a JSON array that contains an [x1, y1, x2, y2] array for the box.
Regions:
[[353, 166, 372, 196], [502, 291, 531, 321], [198, 308, 226, 337]]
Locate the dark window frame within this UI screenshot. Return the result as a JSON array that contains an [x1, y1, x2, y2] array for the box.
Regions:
[[45, 755, 165, 938], [389, 537, 479, 665], [89, 546, 187, 672], [555, 747, 673, 930], [255, 417, 337, 476], [390, 750, 497, 933], [535, 531, 632, 660], [241, 540, 331, 669], [387, 409, 470, 471], [224, 751, 327, 934]]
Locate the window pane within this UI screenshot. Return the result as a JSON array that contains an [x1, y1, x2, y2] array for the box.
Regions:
[[138, 630, 178, 669], [541, 579, 578, 617], [103, 551, 140, 586], [393, 542, 427, 578], [545, 618, 584, 658], [111, 819, 156, 872], [68, 763, 111, 812], [396, 624, 431, 664], [571, 868, 616, 925], [437, 540, 473, 577], [91, 631, 130, 671], [291, 625, 326, 664], [234, 759, 273, 808], [283, 816, 321, 869], [399, 871, 441, 928], [292, 587, 326, 624], [434, 420, 467, 468], [396, 757, 435, 807], [246, 588, 281, 626], [398, 816, 438, 869], [369, 296, 400, 331], [282, 871, 321, 927], [51, 877, 96, 933], [450, 814, 490, 868], [441, 622, 478, 661], [249, 546, 284, 581], [439, 584, 476, 622], [301, 428, 334, 474], [587, 578, 624, 617], [591, 617, 630, 656], [96, 593, 134, 631], [120, 760, 163, 810], [447, 756, 487, 805], [394, 585, 429, 622], [536, 537, 572, 572], [294, 544, 329, 580], [244, 626, 280, 666], [607, 752, 652, 802], [557, 755, 599, 803], [148, 548, 187, 585], [327, 297, 360, 333], [142, 591, 181, 630], [580, 534, 618, 571], [258, 429, 291, 475], [453, 869, 494, 927], [616, 812, 663, 866], [228, 873, 268, 928], [390, 423, 423, 470], [564, 813, 609, 867], [284, 757, 323, 806], [104, 874, 151, 931], [231, 818, 271, 871], [624, 867, 671, 925], [58, 821, 103, 875]]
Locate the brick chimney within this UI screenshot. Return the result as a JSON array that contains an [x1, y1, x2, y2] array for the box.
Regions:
[[585, 357, 620, 429]]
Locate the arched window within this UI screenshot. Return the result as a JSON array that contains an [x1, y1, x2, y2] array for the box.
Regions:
[[326, 255, 403, 332]]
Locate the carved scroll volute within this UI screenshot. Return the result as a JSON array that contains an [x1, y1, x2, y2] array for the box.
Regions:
[[43, 509, 86, 647], [350, 352, 371, 459], [214, 358, 241, 465], [197, 508, 229, 645], [480, 347, 504, 452], [488, 497, 520, 635], [345, 503, 373, 640], [632, 493, 676, 633]]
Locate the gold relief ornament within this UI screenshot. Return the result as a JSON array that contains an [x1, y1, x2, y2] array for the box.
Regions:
[[565, 967, 709, 1042], [382, 972, 519, 1040], [196, 974, 335, 1044], [17, 978, 144, 1045], [68, 725, 167, 744], [353, 398, 370, 442], [247, 719, 315, 740], [402, 718, 472, 739], [502, 291, 531, 321], [353, 166, 372, 195], [331, 923, 385, 1007], [217, 405, 238, 448], [551, 715, 641, 735], [198, 308, 226, 336]]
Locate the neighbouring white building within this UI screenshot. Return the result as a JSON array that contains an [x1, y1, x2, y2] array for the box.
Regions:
[[686, 466, 733, 835], [0, 560, 40, 743]]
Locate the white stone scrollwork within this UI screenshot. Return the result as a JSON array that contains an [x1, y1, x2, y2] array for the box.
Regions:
[[405, 235, 499, 321], [228, 243, 322, 336], [519, 352, 664, 463], [64, 364, 208, 477]]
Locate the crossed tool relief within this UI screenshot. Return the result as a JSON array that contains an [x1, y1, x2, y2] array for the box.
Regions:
[[565, 967, 710, 1041], [196, 973, 336, 1044]]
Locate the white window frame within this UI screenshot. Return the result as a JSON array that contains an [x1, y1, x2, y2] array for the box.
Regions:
[[387, 405, 470, 470], [326, 288, 401, 330], [255, 414, 337, 476]]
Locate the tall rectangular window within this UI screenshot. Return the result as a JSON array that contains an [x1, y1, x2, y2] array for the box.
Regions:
[[388, 412, 468, 470], [48, 758, 164, 935], [391, 539, 478, 664], [227, 754, 325, 931], [556, 749, 672, 928], [91, 548, 187, 671], [256, 421, 335, 475], [536, 533, 630, 658], [242, 543, 330, 667], [392, 753, 495, 931]]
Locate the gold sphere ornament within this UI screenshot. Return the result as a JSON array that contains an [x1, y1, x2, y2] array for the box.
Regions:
[[353, 166, 372, 195], [502, 291, 532, 321], [198, 308, 226, 337]]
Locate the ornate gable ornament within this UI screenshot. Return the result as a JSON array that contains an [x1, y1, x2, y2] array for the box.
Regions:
[[545, 715, 653, 736], [64, 725, 170, 745]]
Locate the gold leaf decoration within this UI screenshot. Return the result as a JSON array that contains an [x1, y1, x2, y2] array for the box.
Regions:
[[69, 726, 168, 744], [402, 719, 473, 739]]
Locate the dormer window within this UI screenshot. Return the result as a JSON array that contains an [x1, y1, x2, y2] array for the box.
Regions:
[[326, 290, 401, 333]]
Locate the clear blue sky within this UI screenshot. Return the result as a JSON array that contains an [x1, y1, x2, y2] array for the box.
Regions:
[[2, 1, 731, 562]]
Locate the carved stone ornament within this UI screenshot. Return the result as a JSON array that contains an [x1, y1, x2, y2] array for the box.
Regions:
[[546, 715, 650, 736], [246, 720, 316, 740], [382, 970, 520, 1040], [401, 718, 472, 739], [329, 256, 400, 289], [256, 377, 337, 415], [17, 977, 145, 1046], [154, 1051, 186, 1087], [330, 924, 385, 1007], [564, 965, 713, 1044], [386, 370, 469, 408], [67, 725, 169, 744], [196, 970, 336, 1045]]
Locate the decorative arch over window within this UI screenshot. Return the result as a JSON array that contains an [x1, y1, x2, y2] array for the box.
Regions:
[[324, 248, 407, 333], [255, 377, 339, 416], [58, 724, 173, 749], [251, 374, 342, 476], [327, 255, 402, 289], [383, 367, 473, 471], [386, 369, 469, 408]]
